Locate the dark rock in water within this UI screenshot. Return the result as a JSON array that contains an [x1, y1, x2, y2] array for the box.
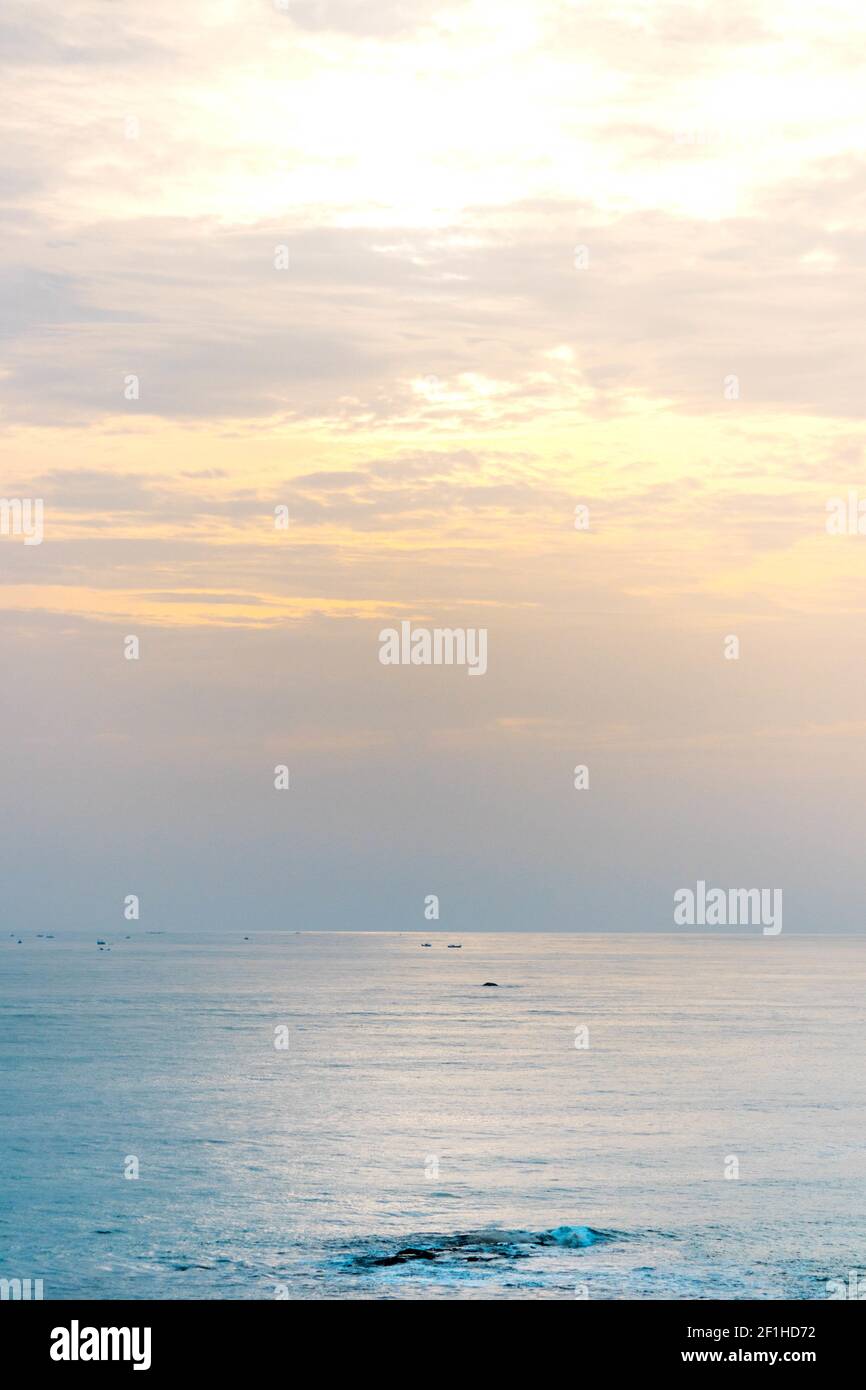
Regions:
[[351, 1224, 604, 1273], [361, 1247, 439, 1267], [482, 981, 498, 986], [96, 940, 106, 945]]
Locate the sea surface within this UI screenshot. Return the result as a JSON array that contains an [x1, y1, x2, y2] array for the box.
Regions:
[[1, 932, 864, 1300]]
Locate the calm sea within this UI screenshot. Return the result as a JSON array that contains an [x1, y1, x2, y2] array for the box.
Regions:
[[2, 932, 864, 1299]]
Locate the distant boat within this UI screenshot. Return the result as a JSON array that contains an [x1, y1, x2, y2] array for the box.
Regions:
[[447, 944, 462, 948]]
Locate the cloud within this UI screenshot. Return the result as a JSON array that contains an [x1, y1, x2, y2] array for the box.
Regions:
[[275, 0, 454, 38], [2, 169, 866, 427], [547, 0, 775, 77]]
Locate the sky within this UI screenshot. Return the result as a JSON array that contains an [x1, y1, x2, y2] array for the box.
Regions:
[[2, 0, 866, 933]]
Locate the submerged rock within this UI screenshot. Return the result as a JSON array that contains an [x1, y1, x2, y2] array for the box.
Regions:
[[373, 1247, 438, 1266], [350, 1225, 607, 1270]]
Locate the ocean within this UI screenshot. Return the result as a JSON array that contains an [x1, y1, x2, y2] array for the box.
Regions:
[[2, 932, 864, 1300]]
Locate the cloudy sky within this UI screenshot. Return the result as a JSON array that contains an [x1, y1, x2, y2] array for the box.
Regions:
[[2, 0, 866, 932]]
